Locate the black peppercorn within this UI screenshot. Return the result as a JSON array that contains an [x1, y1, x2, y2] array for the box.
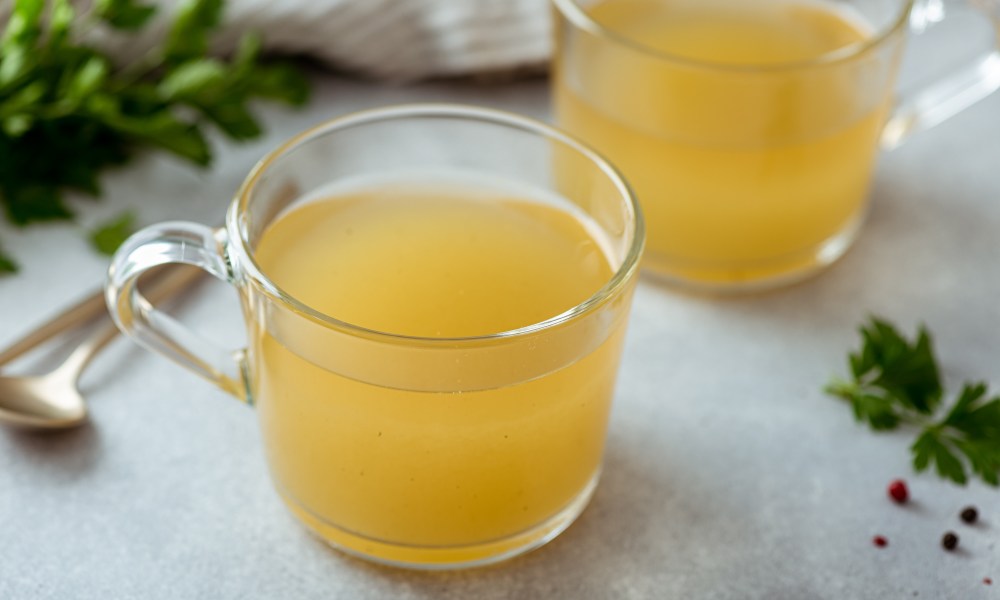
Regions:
[[961, 506, 979, 524], [942, 531, 959, 551]]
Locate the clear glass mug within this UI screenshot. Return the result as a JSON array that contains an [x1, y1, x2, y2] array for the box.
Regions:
[[552, 0, 1000, 291], [105, 105, 644, 569]]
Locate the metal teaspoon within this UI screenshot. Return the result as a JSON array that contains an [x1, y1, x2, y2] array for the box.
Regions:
[[0, 266, 203, 429]]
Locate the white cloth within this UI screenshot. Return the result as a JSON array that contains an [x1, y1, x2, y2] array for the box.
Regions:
[[90, 0, 553, 80]]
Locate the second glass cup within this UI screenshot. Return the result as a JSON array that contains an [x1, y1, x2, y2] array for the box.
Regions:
[[106, 105, 644, 569], [553, 0, 1000, 291]]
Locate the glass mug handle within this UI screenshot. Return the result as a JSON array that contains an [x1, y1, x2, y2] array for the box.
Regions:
[[882, 0, 1000, 148], [105, 221, 249, 401]]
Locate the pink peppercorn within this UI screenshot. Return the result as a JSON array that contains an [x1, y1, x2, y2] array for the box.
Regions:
[[887, 479, 908, 503]]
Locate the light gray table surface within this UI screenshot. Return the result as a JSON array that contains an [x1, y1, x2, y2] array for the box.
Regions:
[[1, 71, 999, 599]]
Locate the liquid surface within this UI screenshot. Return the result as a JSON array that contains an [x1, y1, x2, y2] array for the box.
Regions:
[[555, 0, 896, 285], [247, 182, 631, 565], [253, 184, 612, 336], [593, 0, 870, 65]]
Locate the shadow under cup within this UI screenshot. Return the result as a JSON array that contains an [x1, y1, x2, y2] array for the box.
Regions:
[[107, 106, 644, 569]]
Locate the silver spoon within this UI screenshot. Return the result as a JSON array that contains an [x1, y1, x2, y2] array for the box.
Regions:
[[0, 266, 203, 429]]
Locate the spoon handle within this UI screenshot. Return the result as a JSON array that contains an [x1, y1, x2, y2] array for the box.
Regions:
[[58, 265, 206, 378], [0, 289, 109, 367], [0, 265, 203, 368]]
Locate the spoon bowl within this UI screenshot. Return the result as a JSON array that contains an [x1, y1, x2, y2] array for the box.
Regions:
[[0, 370, 88, 429], [0, 318, 120, 429]]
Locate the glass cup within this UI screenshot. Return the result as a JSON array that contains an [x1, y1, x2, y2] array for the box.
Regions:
[[105, 105, 644, 569], [552, 0, 1000, 291]]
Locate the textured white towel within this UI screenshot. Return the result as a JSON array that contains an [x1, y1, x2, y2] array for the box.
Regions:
[[89, 0, 553, 80]]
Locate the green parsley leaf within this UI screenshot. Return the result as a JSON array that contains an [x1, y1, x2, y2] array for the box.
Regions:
[[2, 0, 45, 53], [246, 63, 312, 106], [89, 211, 136, 255], [199, 100, 261, 140], [65, 56, 111, 102], [853, 393, 902, 431], [158, 58, 227, 101], [2, 114, 32, 137], [0, 45, 31, 88], [0, 0, 310, 273], [956, 438, 1000, 486], [95, 0, 158, 30], [164, 0, 224, 64], [0, 239, 17, 273], [911, 429, 967, 484], [943, 383, 1000, 437], [46, 0, 76, 49], [850, 317, 941, 414], [2, 183, 73, 224], [827, 317, 1000, 486]]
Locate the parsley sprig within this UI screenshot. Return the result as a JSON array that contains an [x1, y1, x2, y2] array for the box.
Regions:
[[826, 317, 1000, 486], [0, 0, 310, 272]]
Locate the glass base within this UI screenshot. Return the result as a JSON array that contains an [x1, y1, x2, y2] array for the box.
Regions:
[[641, 213, 865, 294], [278, 472, 600, 570]]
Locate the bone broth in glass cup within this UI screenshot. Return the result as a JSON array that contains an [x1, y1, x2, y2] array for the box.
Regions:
[[106, 105, 644, 569], [552, 0, 1000, 291]]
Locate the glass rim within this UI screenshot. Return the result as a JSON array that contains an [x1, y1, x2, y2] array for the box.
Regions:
[[228, 103, 645, 345], [551, 0, 915, 72]]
